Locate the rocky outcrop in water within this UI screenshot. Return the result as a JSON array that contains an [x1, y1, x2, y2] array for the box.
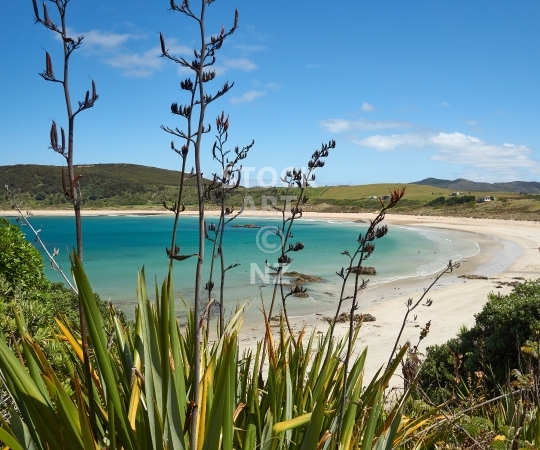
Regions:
[[283, 271, 322, 284]]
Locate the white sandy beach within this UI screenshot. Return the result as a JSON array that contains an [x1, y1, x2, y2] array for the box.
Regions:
[[230, 212, 540, 383], [288, 213, 539, 383], [2, 208, 540, 384]]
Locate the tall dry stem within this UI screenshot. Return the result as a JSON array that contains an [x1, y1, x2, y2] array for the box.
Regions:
[[30, 0, 98, 434], [160, 1, 239, 447], [204, 112, 254, 336]]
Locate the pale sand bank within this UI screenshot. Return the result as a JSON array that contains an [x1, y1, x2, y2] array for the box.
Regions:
[[2, 208, 539, 384], [235, 213, 540, 384]]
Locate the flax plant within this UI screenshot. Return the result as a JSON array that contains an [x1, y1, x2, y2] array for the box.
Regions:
[[0, 254, 447, 449], [325, 187, 405, 443], [204, 112, 254, 337], [159, 1, 240, 446], [30, 0, 99, 433], [264, 141, 335, 339]]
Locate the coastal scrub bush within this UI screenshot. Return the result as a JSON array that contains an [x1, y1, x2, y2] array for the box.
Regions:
[[0, 218, 49, 297], [446, 194, 475, 206], [0, 218, 118, 342], [428, 196, 446, 207], [420, 279, 540, 394], [429, 195, 476, 207]]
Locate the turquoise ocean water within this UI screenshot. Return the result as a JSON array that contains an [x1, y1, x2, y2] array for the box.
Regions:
[[14, 215, 479, 320]]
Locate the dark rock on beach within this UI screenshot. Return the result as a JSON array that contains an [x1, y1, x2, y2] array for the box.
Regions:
[[458, 274, 488, 280], [322, 312, 376, 324], [348, 266, 376, 275]]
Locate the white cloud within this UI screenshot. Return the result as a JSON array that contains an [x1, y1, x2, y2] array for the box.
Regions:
[[109, 40, 191, 77], [361, 102, 375, 112], [61, 28, 143, 52], [266, 82, 280, 90], [467, 120, 477, 126], [230, 90, 266, 105], [214, 57, 257, 75], [320, 119, 410, 133], [353, 133, 426, 151], [430, 133, 538, 172], [64, 29, 192, 77], [81, 30, 141, 51], [105, 47, 163, 78], [441, 101, 450, 107], [163, 41, 193, 57], [355, 131, 540, 179]]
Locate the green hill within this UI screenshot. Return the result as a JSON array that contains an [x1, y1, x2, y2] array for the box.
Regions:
[[2, 164, 539, 220], [2, 163, 198, 195], [413, 177, 540, 194], [1, 164, 201, 208]]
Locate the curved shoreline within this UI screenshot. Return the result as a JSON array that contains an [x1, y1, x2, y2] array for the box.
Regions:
[[2, 209, 539, 381], [238, 213, 540, 381]]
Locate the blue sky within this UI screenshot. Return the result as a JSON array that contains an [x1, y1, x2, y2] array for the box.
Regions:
[[2, 0, 540, 185]]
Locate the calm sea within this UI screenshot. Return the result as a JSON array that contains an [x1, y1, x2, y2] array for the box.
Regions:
[[14, 215, 479, 320]]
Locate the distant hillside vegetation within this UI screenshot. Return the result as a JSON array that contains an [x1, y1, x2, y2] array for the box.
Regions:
[[2, 165, 540, 220], [413, 177, 540, 194], [1, 164, 198, 194], [1, 164, 201, 207]]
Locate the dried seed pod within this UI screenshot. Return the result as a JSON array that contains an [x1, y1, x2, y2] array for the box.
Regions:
[[159, 32, 167, 55], [234, 9, 239, 28], [60, 126, 65, 153], [180, 78, 193, 91], [91, 79, 97, 101], [278, 255, 291, 264], [364, 243, 375, 254], [375, 225, 388, 239], [43, 2, 50, 24], [32, 0, 40, 21], [61, 167, 69, 197], [45, 51, 54, 79], [50, 121, 58, 149]]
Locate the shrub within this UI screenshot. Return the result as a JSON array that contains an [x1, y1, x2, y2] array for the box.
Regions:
[[420, 279, 540, 393], [0, 218, 124, 356], [446, 195, 476, 206], [428, 196, 446, 207], [0, 218, 50, 296]]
